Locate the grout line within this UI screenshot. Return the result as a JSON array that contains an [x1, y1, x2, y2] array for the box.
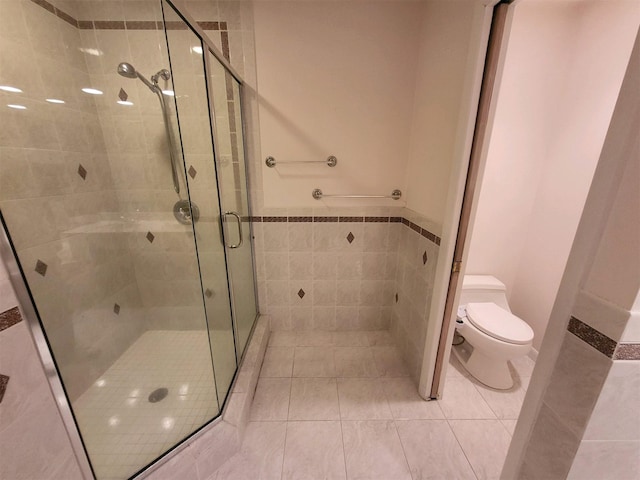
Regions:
[[279, 420, 288, 480], [470, 380, 502, 420], [392, 418, 416, 480], [499, 418, 515, 437], [445, 418, 480, 480], [337, 381, 349, 480], [390, 417, 415, 480]]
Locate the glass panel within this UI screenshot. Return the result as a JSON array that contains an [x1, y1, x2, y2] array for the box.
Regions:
[[207, 51, 258, 357], [0, 1, 229, 478], [162, 1, 238, 405]]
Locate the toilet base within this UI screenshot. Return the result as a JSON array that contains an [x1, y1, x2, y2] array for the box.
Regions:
[[452, 344, 514, 390]]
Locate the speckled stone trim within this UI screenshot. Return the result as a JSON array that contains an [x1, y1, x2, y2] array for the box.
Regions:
[[0, 307, 22, 333], [29, 0, 227, 31], [568, 316, 617, 358], [614, 343, 640, 360], [0, 374, 9, 404]]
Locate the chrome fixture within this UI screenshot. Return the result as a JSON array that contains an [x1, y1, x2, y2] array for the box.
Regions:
[[173, 199, 200, 225], [265, 155, 337, 168], [312, 189, 402, 200], [117, 62, 181, 195], [223, 211, 243, 248]]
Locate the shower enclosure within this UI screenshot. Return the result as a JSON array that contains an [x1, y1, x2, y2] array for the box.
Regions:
[[0, 0, 257, 478]]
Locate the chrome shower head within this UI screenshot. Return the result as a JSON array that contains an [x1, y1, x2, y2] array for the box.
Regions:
[[117, 62, 137, 79], [117, 62, 156, 92]]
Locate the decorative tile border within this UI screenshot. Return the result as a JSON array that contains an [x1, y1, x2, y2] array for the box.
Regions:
[[0, 374, 9, 404], [0, 307, 22, 333], [251, 215, 441, 246], [614, 343, 640, 360], [29, 0, 227, 31], [568, 316, 618, 358]]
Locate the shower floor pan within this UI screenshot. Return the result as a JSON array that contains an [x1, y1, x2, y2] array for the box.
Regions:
[[74, 330, 231, 480]]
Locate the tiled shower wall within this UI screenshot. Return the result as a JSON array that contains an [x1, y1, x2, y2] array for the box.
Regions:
[[0, 0, 256, 399], [76, 0, 249, 331], [253, 206, 442, 381], [0, 0, 145, 400]]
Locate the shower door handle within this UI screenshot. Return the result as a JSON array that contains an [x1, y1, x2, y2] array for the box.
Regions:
[[223, 211, 243, 249]]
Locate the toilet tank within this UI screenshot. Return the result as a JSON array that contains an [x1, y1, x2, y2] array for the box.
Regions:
[[459, 275, 511, 311]]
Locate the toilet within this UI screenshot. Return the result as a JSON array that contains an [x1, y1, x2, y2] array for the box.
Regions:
[[452, 275, 534, 389]]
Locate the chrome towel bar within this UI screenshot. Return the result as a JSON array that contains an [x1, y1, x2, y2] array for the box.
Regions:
[[265, 156, 337, 168], [312, 189, 402, 200]]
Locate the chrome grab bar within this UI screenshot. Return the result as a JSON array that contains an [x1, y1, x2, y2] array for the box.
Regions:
[[223, 211, 243, 248], [265, 156, 337, 168], [312, 189, 402, 200]]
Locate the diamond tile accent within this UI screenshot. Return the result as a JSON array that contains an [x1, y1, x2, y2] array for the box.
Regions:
[[297, 289, 305, 299], [146, 232, 155, 243], [422, 251, 428, 265], [77, 164, 87, 180], [205, 288, 215, 299], [395, 293, 398, 303], [35, 260, 48, 277], [113, 303, 120, 315], [118, 88, 128, 101], [346, 232, 355, 244], [188, 165, 197, 179]]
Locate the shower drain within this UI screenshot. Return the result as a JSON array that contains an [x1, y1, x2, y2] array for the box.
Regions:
[[148, 387, 169, 403]]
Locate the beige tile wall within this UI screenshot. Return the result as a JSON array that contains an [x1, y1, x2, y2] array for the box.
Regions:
[[255, 207, 402, 331], [392, 209, 441, 382], [0, 0, 146, 400], [256, 205, 443, 383]]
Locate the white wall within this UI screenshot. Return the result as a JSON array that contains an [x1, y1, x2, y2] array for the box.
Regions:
[[583, 143, 639, 312], [466, 0, 639, 349], [503, 30, 640, 476], [253, 1, 424, 209], [404, 0, 481, 224]]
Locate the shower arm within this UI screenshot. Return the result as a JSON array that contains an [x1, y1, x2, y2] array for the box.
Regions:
[[153, 88, 181, 196]]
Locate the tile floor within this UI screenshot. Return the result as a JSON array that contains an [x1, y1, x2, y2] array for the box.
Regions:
[[208, 331, 535, 480], [75, 330, 223, 480]]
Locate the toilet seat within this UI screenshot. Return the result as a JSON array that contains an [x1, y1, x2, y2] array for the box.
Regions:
[[466, 302, 534, 345]]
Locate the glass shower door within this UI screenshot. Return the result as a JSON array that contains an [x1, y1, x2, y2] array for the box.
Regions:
[[1, 0, 258, 476], [161, 2, 238, 406], [206, 52, 258, 357], [0, 0, 235, 477]]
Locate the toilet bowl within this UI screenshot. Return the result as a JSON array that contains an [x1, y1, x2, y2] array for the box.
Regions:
[[452, 275, 534, 389]]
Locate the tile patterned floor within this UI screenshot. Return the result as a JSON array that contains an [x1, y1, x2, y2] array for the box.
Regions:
[[208, 331, 535, 480], [74, 330, 221, 480]]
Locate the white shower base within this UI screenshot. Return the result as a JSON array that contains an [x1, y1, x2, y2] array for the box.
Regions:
[[74, 330, 229, 480]]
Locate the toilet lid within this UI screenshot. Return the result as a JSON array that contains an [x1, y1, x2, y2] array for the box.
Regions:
[[466, 302, 534, 345]]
